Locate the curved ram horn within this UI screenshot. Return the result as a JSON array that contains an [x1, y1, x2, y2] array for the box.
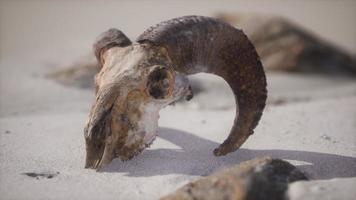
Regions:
[[137, 16, 267, 156], [93, 28, 132, 67]]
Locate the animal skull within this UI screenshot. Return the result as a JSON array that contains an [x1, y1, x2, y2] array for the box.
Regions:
[[84, 16, 267, 170]]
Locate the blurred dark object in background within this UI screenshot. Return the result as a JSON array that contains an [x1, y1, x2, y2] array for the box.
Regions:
[[216, 13, 356, 76], [49, 13, 356, 89], [47, 54, 98, 89]]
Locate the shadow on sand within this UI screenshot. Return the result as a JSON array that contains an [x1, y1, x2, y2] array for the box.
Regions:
[[104, 127, 356, 179]]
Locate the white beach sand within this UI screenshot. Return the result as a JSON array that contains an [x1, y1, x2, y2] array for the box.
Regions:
[[288, 178, 356, 200], [1, 1, 355, 199]]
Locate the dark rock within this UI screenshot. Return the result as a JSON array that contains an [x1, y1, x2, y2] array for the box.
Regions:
[[22, 171, 60, 180], [161, 157, 308, 200], [216, 13, 356, 76]]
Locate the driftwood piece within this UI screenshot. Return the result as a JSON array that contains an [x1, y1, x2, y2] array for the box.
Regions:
[[216, 13, 356, 75], [161, 157, 308, 200]]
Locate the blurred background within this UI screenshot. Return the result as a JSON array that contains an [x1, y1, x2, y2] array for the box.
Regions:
[[1, 0, 356, 60], [1, 0, 356, 114], [1, 1, 356, 199]]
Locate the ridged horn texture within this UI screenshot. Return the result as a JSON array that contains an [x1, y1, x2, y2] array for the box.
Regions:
[[137, 16, 267, 156], [93, 28, 132, 66]]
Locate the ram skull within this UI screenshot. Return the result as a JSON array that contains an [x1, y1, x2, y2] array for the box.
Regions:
[[84, 16, 267, 169]]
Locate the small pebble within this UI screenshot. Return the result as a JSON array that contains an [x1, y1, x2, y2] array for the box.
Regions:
[[320, 134, 331, 141], [22, 171, 60, 179]]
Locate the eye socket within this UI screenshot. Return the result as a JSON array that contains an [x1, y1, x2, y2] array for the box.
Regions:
[[146, 66, 172, 99], [150, 67, 168, 81]]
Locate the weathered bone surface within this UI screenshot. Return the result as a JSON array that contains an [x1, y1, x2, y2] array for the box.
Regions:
[[84, 16, 267, 169], [161, 157, 308, 200]]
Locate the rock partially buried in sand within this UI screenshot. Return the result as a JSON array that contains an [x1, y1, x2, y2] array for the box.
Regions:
[[161, 157, 308, 200]]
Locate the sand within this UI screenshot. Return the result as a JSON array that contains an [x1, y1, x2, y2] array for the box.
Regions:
[[1, 1, 355, 199], [288, 178, 356, 200]]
